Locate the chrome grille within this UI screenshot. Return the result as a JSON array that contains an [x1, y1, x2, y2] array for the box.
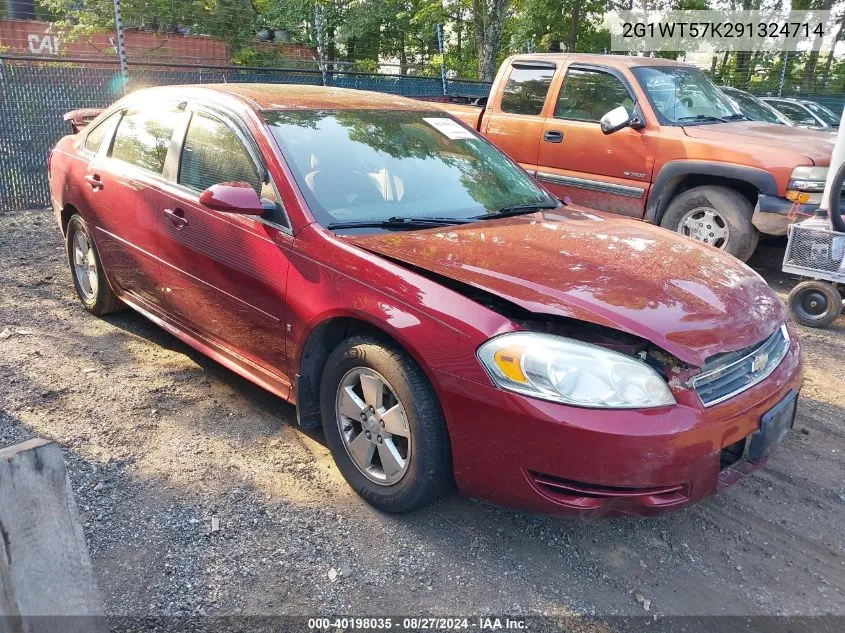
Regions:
[[690, 325, 790, 407]]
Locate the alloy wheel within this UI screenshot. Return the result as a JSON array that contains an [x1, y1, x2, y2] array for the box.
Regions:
[[72, 230, 98, 301], [335, 367, 411, 486]]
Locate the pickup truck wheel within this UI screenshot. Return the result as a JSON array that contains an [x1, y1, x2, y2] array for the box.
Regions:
[[319, 335, 453, 513], [661, 186, 759, 261]]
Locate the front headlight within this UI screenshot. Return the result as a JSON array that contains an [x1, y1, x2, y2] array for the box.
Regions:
[[477, 332, 676, 409], [789, 166, 828, 192]]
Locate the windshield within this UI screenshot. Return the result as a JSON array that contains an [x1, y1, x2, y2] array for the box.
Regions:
[[632, 66, 743, 125], [264, 109, 555, 229], [802, 101, 839, 127], [721, 88, 790, 125]]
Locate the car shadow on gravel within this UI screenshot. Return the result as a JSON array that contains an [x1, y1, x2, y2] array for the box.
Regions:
[[99, 309, 298, 425]]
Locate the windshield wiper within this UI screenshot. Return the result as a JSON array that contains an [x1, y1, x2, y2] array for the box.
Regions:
[[326, 216, 474, 231], [723, 113, 751, 121], [473, 201, 561, 220], [677, 114, 730, 123]]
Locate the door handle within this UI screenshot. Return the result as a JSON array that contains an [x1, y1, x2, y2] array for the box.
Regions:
[[164, 207, 188, 228], [84, 174, 103, 189], [543, 130, 563, 143]]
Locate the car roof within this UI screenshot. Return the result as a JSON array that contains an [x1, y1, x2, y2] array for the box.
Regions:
[[508, 53, 693, 68], [123, 83, 435, 112]]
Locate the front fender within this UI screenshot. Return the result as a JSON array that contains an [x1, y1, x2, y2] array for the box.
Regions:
[[645, 160, 779, 224]]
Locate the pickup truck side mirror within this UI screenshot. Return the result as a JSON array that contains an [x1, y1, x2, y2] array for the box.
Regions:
[[600, 106, 634, 135]]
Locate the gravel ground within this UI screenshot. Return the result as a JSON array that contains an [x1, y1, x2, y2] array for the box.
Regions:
[[1, 207, 844, 623]]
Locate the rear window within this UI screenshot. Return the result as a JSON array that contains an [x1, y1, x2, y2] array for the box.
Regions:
[[500, 65, 555, 116], [110, 107, 183, 174]]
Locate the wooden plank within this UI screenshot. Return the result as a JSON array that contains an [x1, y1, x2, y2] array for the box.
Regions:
[[0, 439, 107, 633]]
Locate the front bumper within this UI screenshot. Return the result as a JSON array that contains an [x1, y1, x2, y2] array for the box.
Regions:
[[753, 195, 816, 236], [434, 330, 804, 518]]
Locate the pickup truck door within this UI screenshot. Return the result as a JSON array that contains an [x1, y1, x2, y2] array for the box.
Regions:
[[482, 60, 557, 173], [536, 64, 655, 218]]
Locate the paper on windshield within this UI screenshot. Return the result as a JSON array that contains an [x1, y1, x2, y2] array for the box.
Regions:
[[423, 117, 475, 140]]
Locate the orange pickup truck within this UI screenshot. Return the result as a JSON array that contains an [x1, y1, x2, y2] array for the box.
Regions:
[[437, 53, 836, 260]]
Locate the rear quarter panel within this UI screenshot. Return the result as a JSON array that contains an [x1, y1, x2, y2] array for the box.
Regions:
[[49, 134, 86, 230]]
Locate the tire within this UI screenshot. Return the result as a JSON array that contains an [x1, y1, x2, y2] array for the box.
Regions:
[[319, 335, 452, 513], [66, 214, 122, 315], [788, 280, 842, 328], [660, 185, 759, 261]]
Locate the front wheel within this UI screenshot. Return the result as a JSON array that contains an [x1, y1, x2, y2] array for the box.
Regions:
[[319, 335, 452, 513], [788, 280, 842, 328], [660, 185, 759, 261]]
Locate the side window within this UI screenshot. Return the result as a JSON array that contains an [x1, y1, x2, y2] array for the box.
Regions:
[[178, 112, 263, 194], [500, 65, 555, 116], [111, 107, 183, 174], [83, 112, 119, 154], [555, 68, 635, 122], [771, 101, 816, 126]]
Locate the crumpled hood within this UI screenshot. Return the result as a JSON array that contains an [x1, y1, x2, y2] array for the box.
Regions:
[[682, 121, 834, 165], [345, 206, 786, 366]]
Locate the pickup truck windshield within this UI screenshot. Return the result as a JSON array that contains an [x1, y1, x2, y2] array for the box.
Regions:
[[632, 66, 744, 125], [264, 109, 555, 229]]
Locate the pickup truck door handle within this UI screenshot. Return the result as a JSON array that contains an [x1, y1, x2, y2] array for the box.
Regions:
[[84, 174, 103, 189], [164, 207, 188, 228], [543, 130, 563, 143]]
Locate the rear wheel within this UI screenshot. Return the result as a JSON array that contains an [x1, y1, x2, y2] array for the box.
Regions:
[[788, 280, 842, 328], [660, 185, 759, 261], [66, 214, 122, 315], [319, 335, 452, 513]]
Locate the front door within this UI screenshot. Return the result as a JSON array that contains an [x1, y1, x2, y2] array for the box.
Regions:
[[157, 107, 292, 382], [536, 65, 655, 218]]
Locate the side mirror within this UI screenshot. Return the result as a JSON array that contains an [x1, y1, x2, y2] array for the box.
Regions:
[[198, 182, 264, 215], [600, 106, 633, 135]]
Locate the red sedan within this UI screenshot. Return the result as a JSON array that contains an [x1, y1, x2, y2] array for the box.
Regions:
[[48, 85, 804, 517]]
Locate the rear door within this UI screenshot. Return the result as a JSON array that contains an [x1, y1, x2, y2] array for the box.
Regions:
[[536, 64, 654, 218], [84, 104, 186, 306], [157, 105, 293, 382], [483, 60, 557, 172]]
